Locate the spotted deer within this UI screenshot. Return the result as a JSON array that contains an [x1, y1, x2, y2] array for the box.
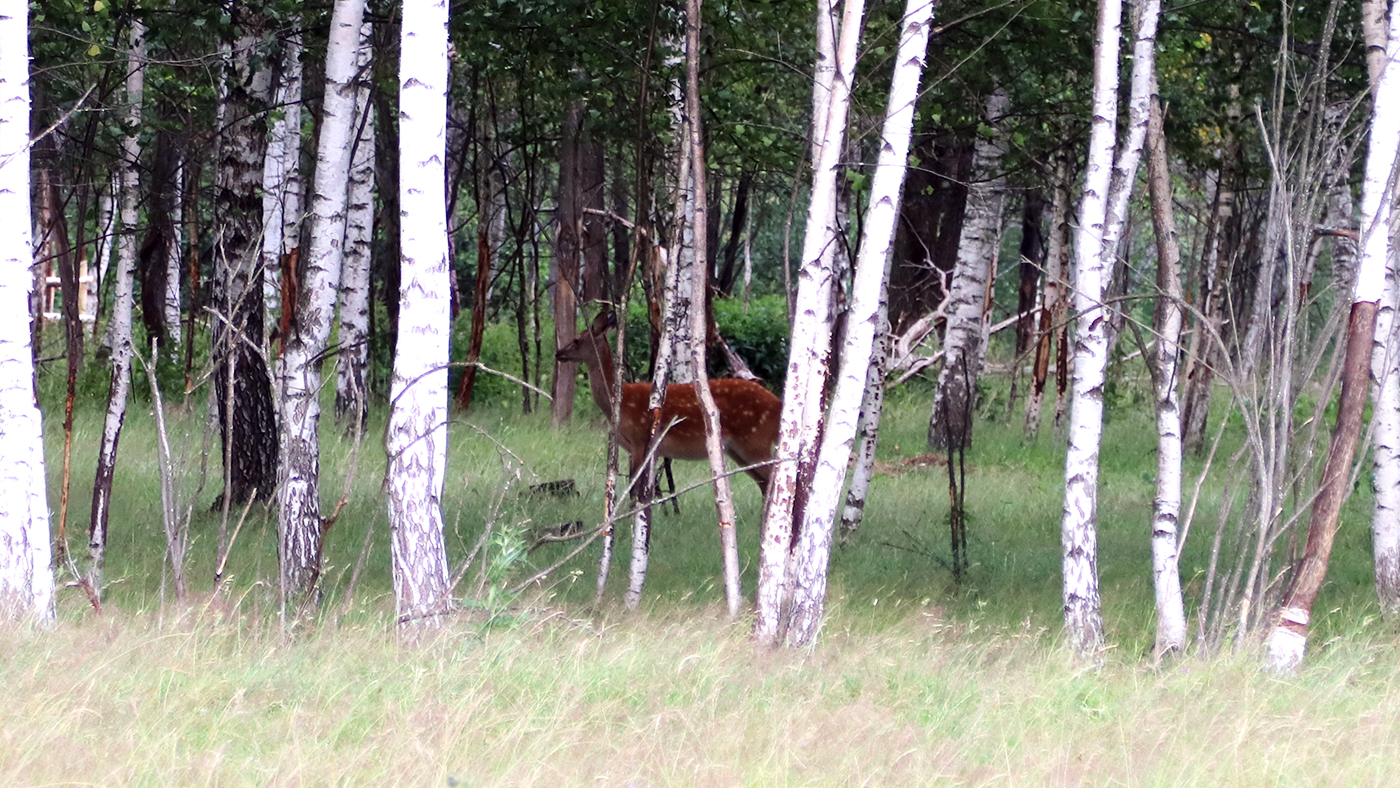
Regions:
[[555, 311, 782, 496]]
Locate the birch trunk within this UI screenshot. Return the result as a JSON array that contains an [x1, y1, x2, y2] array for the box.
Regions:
[[261, 31, 304, 336], [91, 172, 116, 320], [1371, 222, 1400, 616], [88, 20, 144, 594], [1062, 0, 1124, 658], [839, 298, 890, 542], [928, 87, 1008, 451], [1366, 0, 1400, 617], [1024, 155, 1070, 440], [165, 158, 183, 346], [0, 0, 55, 624], [335, 22, 375, 432], [387, 0, 453, 633], [754, 0, 858, 645], [212, 11, 278, 507], [1060, 0, 1161, 658], [551, 102, 581, 426], [1145, 94, 1186, 655], [785, 0, 933, 647], [277, 0, 368, 608], [683, 0, 743, 617], [1266, 8, 1400, 672]]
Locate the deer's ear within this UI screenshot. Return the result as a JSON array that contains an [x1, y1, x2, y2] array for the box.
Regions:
[[590, 307, 613, 333], [591, 310, 616, 334]]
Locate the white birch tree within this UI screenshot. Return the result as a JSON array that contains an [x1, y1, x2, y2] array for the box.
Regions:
[[783, 0, 934, 647], [1061, 0, 1161, 658], [754, 0, 861, 645], [335, 22, 376, 432], [260, 30, 304, 336], [1266, 7, 1400, 671], [1364, 0, 1400, 617], [0, 0, 54, 624], [1144, 92, 1186, 655], [277, 0, 368, 607], [928, 87, 1008, 451], [387, 0, 453, 632], [88, 19, 144, 593]]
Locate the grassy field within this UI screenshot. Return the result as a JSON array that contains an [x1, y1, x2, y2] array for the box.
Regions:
[[6, 377, 1398, 786]]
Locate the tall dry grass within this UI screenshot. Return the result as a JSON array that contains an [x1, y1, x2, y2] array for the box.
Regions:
[[13, 376, 1395, 785]]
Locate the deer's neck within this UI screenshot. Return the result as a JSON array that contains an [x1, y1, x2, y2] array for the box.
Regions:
[[580, 341, 620, 420]]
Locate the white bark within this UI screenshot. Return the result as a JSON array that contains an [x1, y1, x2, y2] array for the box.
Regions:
[[164, 160, 182, 344], [1062, 0, 1125, 658], [1145, 95, 1186, 655], [0, 1, 54, 624], [1266, 5, 1400, 673], [785, 0, 932, 647], [928, 87, 1009, 451], [1367, 0, 1400, 617], [277, 0, 367, 605], [1371, 234, 1400, 615], [91, 172, 116, 317], [89, 20, 145, 591], [754, 0, 863, 645], [335, 22, 375, 430], [387, 0, 452, 631], [839, 300, 889, 541], [260, 31, 304, 331]]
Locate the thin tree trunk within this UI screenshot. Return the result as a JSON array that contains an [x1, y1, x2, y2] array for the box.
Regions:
[[681, 0, 744, 618], [552, 101, 581, 426], [0, 0, 56, 623], [335, 22, 375, 432], [754, 0, 864, 646], [1062, 0, 1125, 659], [387, 0, 453, 634], [1145, 93, 1187, 655], [277, 0, 368, 610], [91, 172, 116, 331], [1178, 103, 1239, 455], [1025, 155, 1070, 440], [1007, 193, 1046, 418], [928, 87, 1009, 451], [456, 230, 491, 412], [89, 20, 145, 594], [261, 30, 304, 342], [785, 0, 932, 647]]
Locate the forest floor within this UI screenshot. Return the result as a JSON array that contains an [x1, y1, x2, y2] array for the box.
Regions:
[[8, 381, 1399, 786]]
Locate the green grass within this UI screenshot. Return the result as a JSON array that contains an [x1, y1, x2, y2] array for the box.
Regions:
[[12, 371, 1399, 785]]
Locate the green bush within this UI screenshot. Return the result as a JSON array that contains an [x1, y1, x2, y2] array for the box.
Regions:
[[617, 294, 790, 389]]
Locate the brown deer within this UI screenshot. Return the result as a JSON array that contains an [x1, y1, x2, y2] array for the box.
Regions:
[[555, 311, 782, 497]]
